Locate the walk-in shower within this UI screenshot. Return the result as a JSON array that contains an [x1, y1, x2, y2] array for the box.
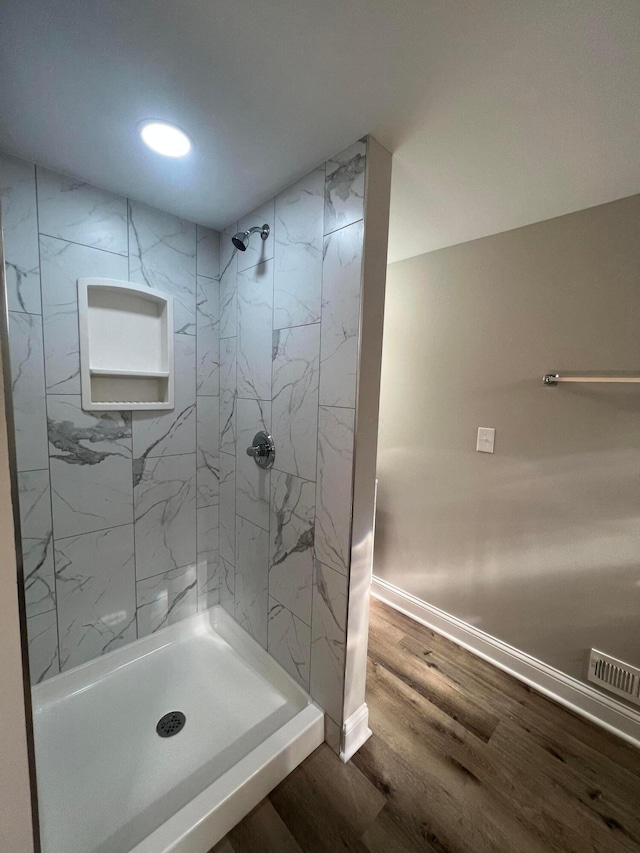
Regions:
[[0, 132, 390, 852]]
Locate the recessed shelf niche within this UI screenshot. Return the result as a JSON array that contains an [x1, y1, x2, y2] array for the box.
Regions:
[[78, 278, 174, 411]]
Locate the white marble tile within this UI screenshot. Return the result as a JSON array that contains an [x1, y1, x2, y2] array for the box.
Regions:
[[134, 453, 196, 581], [27, 610, 59, 685], [37, 166, 128, 254], [196, 395, 219, 508], [237, 198, 275, 273], [40, 235, 128, 395], [8, 311, 49, 471], [268, 598, 311, 690], [196, 276, 219, 396], [269, 470, 314, 626], [236, 398, 271, 531], [272, 324, 320, 482], [196, 224, 220, 280], [314, 406, 354, 575], [220, 556, 235, 617], [136, 564, 198, 638], [324, 139, 366, 235], [237, 259, 273, 400], [18, 470, 55, 618], [220, 336, 237, 455], [274, 168, 324, 329], [197, 505, 219, 553], [219, 223, 237, 340], [319, 220, 363, 408], [197, 550, 220, 611], [235, 516, 269, 648], [310, 560, 348, 723], [132, 335, 196, 459], [48, 396, 133, 538], [55, 525, 136, 671], [128, 200, 197, 335], [219, 452, 236, 567], [0, 152, 40, 314]]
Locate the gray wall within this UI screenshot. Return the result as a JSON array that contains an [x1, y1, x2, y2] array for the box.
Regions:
[[0, 151, 221, 682], [375, 195, 640, 687]]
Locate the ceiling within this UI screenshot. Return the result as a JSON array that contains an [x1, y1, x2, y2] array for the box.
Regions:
[[1, 0, 639, 263]]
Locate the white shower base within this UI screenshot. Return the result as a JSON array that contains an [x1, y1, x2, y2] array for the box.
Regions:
[[31, 606, 324, 853]]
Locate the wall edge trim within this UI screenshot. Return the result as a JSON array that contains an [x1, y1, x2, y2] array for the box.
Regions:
[[371, 575, 640, 751], [339, 702, 372, 763]]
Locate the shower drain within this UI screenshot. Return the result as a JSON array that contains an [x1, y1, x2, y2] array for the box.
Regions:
[[156, 711, 186, 738]]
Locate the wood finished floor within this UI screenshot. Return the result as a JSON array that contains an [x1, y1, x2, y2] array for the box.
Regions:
[[212, 598, 640, 852]]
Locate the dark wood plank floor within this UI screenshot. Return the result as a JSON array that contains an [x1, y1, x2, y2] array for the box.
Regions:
[[212, 598, 640, 852]]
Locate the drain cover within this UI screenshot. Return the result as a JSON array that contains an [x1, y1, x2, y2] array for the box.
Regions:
[[156, 711, 186, 738]]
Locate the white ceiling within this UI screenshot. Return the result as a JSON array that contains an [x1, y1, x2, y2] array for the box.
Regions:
[[1, 0, 639, 263]]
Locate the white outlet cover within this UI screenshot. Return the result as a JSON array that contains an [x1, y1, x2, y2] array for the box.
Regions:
[[476, 427, 495, 453]]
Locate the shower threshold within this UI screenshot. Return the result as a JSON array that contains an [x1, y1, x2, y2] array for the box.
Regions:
[[31, 606, 324, 853]]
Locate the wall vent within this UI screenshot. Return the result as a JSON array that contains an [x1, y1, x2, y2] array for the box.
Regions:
[[588, 649, 640, 706]]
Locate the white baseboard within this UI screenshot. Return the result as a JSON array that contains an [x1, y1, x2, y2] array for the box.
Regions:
[[371, 576, 640, 751], [339, 703, 372, 763]]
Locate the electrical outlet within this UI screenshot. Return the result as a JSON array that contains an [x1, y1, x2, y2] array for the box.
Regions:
[[476, 427, 495, 453]]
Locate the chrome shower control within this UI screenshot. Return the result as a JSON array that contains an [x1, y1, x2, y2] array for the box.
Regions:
[[246, 431, 275, 469]]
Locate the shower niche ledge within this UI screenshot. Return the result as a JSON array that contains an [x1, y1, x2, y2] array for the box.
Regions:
[[78, 278, 174, 411]]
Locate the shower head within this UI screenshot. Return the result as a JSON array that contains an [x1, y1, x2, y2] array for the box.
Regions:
[[231, 223, 270, 252]]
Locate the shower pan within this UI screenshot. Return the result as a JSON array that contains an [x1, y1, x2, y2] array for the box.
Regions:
[[32, 608, 323, 853]]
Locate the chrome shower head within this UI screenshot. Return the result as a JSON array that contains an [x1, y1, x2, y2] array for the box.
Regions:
[[231, 223, 270, 252]]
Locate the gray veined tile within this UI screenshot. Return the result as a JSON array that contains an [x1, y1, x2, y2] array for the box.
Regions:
[[319, 220, 363, 408], [269, 470, 315, 626], [0, 152, 40, 314], [236, 398, 271, 531], [136, 564, 198, 638], [219, 223, 237, 340], [128, 200, 197, 335], [310, 560, 348, 723], [48, 396, 133, 538], [7, 311, 49, 471], [197, 277, 220, 396], [272, 324, 320, 482], [314, 406, 354, 575], [132, 335, 196, 460], [220, 556, 235, 616], [235, 515, 269, 648], [40, 234, 128, 395], [237, 198, 275, 273], [220, 336, 237, 455], [197, 504, 219, 553], [27, 610, 59, 685], [36, 166, 128, 254], [134, 453, 196, 580], [197, 551, 220, 611], [18, 470, 55, 618], [219, 452, 236, 566], [237, 259, 273, 400], [196, 395, 219, 508], [196, 224, 221, 280], [55, 525, 136, 671], [324, 139, 366, 235], [268, 598, 311, 690], [274, 167, 325, 329]]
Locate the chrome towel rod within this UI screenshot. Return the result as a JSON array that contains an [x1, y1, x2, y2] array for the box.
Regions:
[[543, 373, 640, 385]]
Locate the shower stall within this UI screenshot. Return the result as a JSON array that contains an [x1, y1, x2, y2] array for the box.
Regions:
[[0, 136, 391, 852]]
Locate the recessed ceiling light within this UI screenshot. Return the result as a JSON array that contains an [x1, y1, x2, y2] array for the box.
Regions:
[[139, 120, 192, 157]]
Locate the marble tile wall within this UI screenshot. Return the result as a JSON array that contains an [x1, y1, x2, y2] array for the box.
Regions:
[[218, 138, 368, 729], [0, 151, 221, 683]]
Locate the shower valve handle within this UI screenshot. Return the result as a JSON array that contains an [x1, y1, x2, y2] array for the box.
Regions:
[[246, 431, 276, 469]]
